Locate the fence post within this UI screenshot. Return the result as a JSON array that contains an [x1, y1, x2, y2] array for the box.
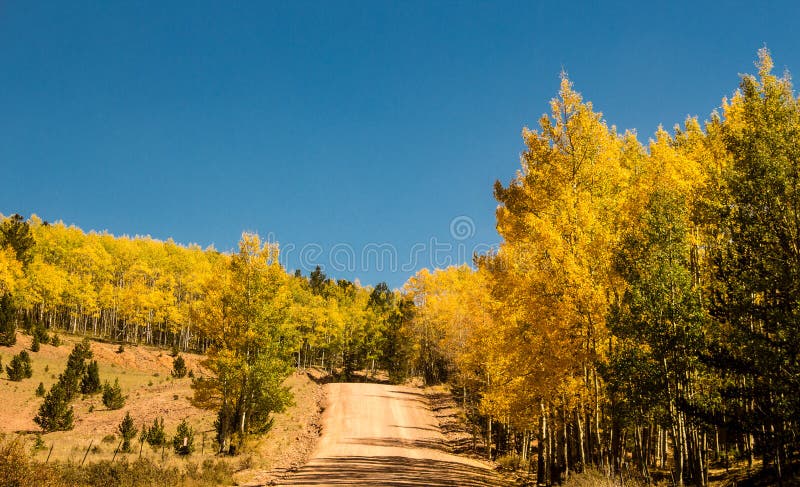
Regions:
[[81, 439, 94, 466]]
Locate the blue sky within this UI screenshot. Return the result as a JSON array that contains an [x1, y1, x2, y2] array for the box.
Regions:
[[1, 1, 798, 288]]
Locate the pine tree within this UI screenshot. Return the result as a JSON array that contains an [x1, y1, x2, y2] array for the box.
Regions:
[[102, 378, 125, 409], [6, 350, 33, 381], [172, 419, 195, 455], [0, 293, 16, 346], [0, 214, 35, 266], [81, 360, 101, 394], [31, 334, 40, 352], [32, 326, 50, 345], [146, 417, 166, 448], [34, 382, 74, 431], [35, 382, 45, 397], [59, 339, 93, 400], [171, 355, 187, 378], [117, 411, 137, 452]]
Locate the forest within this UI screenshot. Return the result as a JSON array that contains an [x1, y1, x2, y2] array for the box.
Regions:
[[1, 49, 799, 486]]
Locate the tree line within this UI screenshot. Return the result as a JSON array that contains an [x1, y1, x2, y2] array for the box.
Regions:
[[405, 49, 800, 486], [0, 215, 418, 453]]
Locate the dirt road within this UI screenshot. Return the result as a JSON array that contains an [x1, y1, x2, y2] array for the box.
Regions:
[[276, 382, 505, 487]]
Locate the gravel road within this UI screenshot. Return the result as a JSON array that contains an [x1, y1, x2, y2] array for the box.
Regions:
[[276, 382, 505, 486]]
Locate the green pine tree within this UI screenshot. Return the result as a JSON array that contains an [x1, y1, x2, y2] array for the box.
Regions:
[[34, 382, 74, 432], [172, 419, 195, 455], [171, 355, 187, 378], [6, 350, 33, 381], [117, 411, 137, 452], [0, 293, 16, 347], [146, 417, 166, 448], [102, 378, 125, 410], [81, 360, 101, 394], [59, 339, 93, 400]]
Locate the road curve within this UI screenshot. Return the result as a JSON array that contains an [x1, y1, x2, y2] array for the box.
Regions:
[[276, 382, 506, 487]]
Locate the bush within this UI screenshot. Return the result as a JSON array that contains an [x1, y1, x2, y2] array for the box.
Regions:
[[145, 417, 166, 448], [116, 344, 125, 354], [30, 335, 40, 352], [171, 355, 187, 378], [50, 334, 60, 347], [172, 419, 195, 456], [81, 360, 101, 394], [102, 378, 125, 410], [496, 453, 522, 471], [6, 350, 33, 381], [35, 382, 45, 397], [0, 434, 53, 486], [34, 382, 74, 431], [31, 434, 46, 452], [117, 412, 138, 453]]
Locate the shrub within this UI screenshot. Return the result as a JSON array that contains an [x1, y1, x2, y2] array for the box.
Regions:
[[102, 378, 125, 410], [81, 360, 101, 394], [32, 434, 46, 452], [116, 344, 125, 354], [101, 434, 116, 444], [171, 355, 187, 378], [6, 350, 33, 381], [496, 453, 522, 471], [50, 334, 60, 347], [172, 419, 195, 455], [34, 382, 74, 431], [30, 334, 40, 352], [35, 382, 45, 397], [117, 412, 137, 453]]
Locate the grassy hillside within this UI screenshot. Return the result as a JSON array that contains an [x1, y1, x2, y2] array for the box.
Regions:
[[0, 332, 323, 485]]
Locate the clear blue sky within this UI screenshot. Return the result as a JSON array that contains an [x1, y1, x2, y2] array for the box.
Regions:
[[1, 1, 798, 288]]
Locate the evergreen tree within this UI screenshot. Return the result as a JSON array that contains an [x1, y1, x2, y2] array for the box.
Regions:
[[35, 382, 45, 397], [309, 265, 328, 295], [0, 293, 16, 346], [171, 355, 187, 378], [34, 382, 74, 431], [81, 360, 101, 394], [146, 417, 166, 448], [172, 419, 195, 455], [32, 326, 50, 345], [102, 378, 125, 409], [117, 411, 137, 452], [31, 334, 40, 352], [6, 350, 33, 381], [0, 214, 35, 266], [59, 339, 93, 400]]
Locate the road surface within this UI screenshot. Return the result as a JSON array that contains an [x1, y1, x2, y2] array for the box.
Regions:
[[276, 382, 506, 487]]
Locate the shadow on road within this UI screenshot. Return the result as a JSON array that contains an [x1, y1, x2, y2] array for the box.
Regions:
[[278, 455, 505, 486]]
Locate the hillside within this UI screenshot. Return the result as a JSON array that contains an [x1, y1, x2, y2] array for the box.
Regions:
[[0, 332, 323, 482]]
